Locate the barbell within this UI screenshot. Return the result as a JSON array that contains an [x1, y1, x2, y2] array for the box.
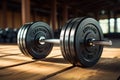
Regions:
[[17, 17, 112, 67]]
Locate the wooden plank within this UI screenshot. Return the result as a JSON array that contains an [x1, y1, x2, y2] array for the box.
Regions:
[[21, 0, 31, 24], [0, 41, 120, 80], [62, 4, 68, 26], [51, 0, 58, 30], [2, 0, 7, 28]]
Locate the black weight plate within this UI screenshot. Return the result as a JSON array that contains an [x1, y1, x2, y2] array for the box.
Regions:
[[21, 23, 33, 57], [64, 18, 80, 64], [17, 24, 27, 55], [75, 18, 103, 67], [69, 17, 85, 65], [60, 19, 73, 61], [17, 23, 31, 57], [24, 22, 54, 59]]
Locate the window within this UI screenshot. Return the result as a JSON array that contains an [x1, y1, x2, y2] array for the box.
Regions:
[[99, 19, 108, 33], [110, 18, 114, 33], [99, 18, 115, 33], [117, 18, 120, 32]]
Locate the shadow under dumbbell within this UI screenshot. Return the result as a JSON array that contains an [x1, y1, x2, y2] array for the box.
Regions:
[[0, 54, 62, 70], [41, 57, 69, 64], [90, 57, 120, 72]]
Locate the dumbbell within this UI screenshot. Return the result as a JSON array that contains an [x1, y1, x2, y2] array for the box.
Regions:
[[17, 17, 112, 67]]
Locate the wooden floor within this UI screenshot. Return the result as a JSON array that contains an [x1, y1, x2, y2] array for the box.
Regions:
[[0, 43, 120, 80]]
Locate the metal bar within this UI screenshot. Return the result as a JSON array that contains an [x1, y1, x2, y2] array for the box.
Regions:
[[39, 37, 60, 44], [40, 37, 112, 46], [92, 40, 112, 46], [44, 39, 60, 44]]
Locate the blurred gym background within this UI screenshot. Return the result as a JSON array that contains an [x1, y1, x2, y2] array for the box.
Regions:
[[0, 0, 120, 43]]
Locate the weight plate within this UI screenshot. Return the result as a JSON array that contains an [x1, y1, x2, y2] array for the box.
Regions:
[[64, 18, 80, 64], [18, 22, 53, 59], [18, 23, 34, 57], [75, 18, 103, 67], [69, 17, 85, 65], [21, 23, 33, 57], [17, 24, 30, 56], [60, 19, 73, 61]]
